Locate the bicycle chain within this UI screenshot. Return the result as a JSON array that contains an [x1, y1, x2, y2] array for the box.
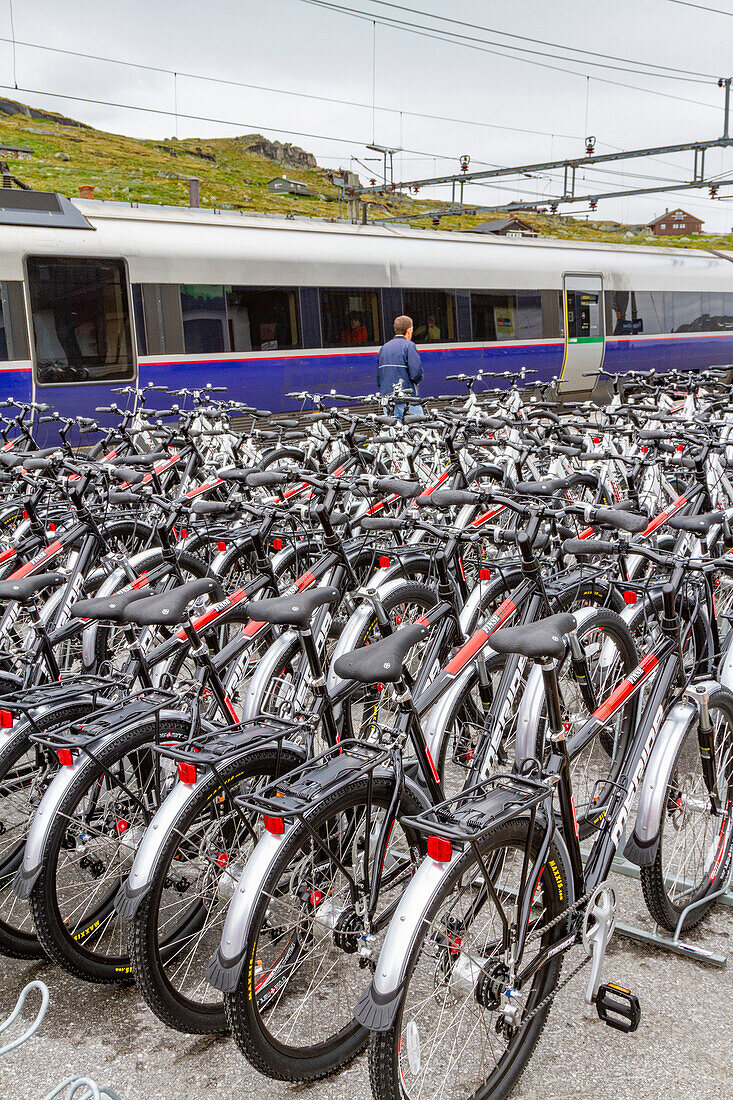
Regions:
[[515, 887, 597, 1030]]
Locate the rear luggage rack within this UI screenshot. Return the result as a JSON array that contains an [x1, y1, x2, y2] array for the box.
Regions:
[[29, 687, 179, 751], [403, 771, 553, 844], [153, 715, 302, 769], [235, 738, 394, 821]]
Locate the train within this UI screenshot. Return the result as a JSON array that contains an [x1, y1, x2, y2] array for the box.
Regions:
[[0, 186, 732, 424]]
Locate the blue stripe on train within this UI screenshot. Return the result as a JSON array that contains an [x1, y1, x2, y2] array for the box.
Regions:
[[141, 334, 733, 410]]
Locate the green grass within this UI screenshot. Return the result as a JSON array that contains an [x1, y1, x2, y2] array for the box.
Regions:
[[1, 98, 730, 249]]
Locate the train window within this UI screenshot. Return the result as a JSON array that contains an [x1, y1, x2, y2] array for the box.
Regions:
[[705, 292, 733, 331], [320, 289, 380, 347], [180, 285, 230, 354], [403, 290, 456, 343], [27, 257, 134, 386], [666, 291, 706, 332], [131, 285, 147, 356], [225, 287, 300, 351], [470, 291, 543, 341], [0, 282, 29, 360]]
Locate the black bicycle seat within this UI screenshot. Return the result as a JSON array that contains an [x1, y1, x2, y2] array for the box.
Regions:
[[245, 586, 340, 630], [333, 621, 431, 684], [72, 586, 151, 623], [515, 476, 574, 497], [124, 578, 220, 626], [0, 572, 66, 603], [490, 613, 576, 661]]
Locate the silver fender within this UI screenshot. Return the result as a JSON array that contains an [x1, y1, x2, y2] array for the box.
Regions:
[[15, 752, 91, 898], [115, 775, 207, 919], [241, 630, 299, 720], [623, 697, 699, 867], [14, 708, 189, 899], [353, 849, 462, 1030], [206, 829, 291, 993], [515, 605, 603, 767], [719, 635, 733, 693]]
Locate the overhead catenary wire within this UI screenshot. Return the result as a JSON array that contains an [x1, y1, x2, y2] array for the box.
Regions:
[[298, 0, 724, 102], [298, 0, 721, 81], [0, 34, 583, 143]]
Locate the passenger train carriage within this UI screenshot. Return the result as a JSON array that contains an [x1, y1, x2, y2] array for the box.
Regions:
[[0, 187, 732, 422]]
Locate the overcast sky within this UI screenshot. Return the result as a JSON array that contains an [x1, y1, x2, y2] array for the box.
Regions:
[[2, 0, 733, 229]]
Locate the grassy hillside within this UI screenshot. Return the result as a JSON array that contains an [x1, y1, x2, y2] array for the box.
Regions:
[[0, 97, 729, 249]]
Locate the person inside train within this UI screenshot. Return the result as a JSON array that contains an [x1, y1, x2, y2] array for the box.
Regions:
[[339, 310, 369, 344], [377, 314, 423, 418], [414, 314, 441, 341]]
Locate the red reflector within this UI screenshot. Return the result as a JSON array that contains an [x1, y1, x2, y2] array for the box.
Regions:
[[640, 446, 648, 454], [178, 762, 197, 784], [427, 835, 453, 862], [0, 709, 12, 727], [217, 541, 227, 552], [593, 437, 600, 444], [22, 509, 28, 519], [216, 851, 228, 868], [180, 528, 188, 540], [57, 748, 73, 767], [263, 814, 285, 835], [623, 590, 637, 605], [309, 889, 322, 907], [272, 538, 283, 550], [116, 819, 128, 835], [379, 555, 391, 567], [480, 568, 491, 580], [48, 523, 56, 532], [676, 444, 684, 452]]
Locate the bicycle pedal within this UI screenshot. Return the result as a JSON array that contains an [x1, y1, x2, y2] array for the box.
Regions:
[[595, 982, 641, 1034]]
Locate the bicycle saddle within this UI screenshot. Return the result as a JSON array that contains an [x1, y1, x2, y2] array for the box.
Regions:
[[490, 613, 576, 661], [72, 586, 151, 623], [244, 586, 340, 630], [109, 451, 168, 467], [0, 572, 67, 603], [514, 476, 576, 496], [124, 578, 220, 626], [333, 621, 431, 684], [668, 510, 725, 534]]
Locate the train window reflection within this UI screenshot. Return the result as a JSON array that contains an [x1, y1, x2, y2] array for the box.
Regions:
[[403, 290, 455, 343], [0, 282, 29, 360], [226, 287, 299, 351], [27, 257, 134, 385], [320, 289, 380, 347], [180, 285, 229, 354], [471, 291, 543, 341]]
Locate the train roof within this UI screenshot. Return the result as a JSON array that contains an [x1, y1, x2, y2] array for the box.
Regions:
[[0, 192, 732, 292], [71, 196, 733, 262]]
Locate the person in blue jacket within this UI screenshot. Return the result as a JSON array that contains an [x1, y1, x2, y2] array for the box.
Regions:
[[377, 314, 423, 418]]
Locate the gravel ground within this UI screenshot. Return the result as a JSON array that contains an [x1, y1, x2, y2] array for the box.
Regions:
[[1, 867, 732, 1100]]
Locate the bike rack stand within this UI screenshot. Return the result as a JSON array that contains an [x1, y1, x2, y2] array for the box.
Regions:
[[611, 850, 733, 969], [581, 835, 733, 968], [1, 980, 125, 1099]]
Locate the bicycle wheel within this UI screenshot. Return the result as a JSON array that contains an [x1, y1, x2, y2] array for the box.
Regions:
[[28, 717, 189, 982], [225, 775, 424, 1081], [641, 685, 733, 932], [0, 703, 101, 959], [129, 745, 302, 1034], [370, 819, 567, 1100]]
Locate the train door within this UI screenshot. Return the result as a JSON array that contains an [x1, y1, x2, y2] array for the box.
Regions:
[[559, 274, 604, 393], [26, 255, 137, 434]]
